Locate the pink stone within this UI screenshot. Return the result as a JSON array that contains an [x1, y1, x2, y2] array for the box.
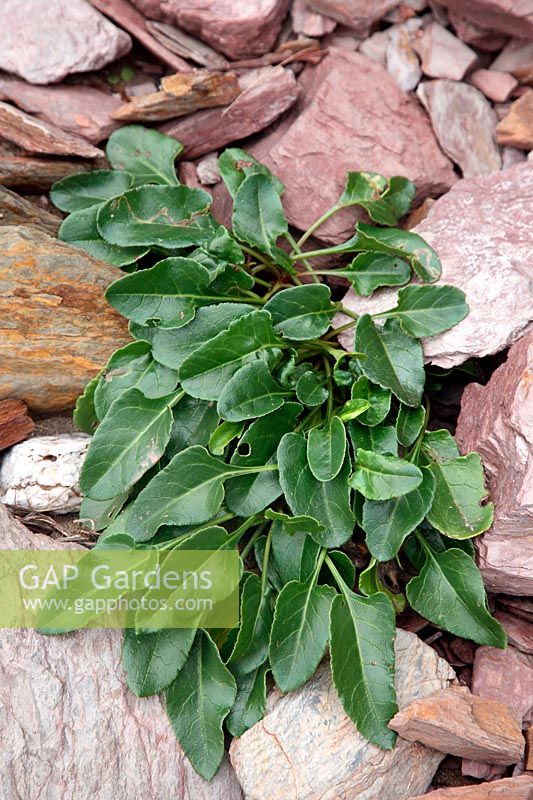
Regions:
[[472, 646, 533, 725], [439, 0, 533, 40], [470, 68, 518, 102], [448, 9, 509, 52], [291, 0, 337, 36], [413, 21, 478, 80], [491, 39, 533, 82], [494, 612, 533, 655], [307, 0, 399, 32]]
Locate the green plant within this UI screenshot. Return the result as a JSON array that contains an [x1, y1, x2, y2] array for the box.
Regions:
[[51, 126, 505, 780]]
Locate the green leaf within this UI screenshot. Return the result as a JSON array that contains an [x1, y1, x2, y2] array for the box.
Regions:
[[396, 404, 425, 447], [106, 125, 182, 186], [269, 578, 335, 692], [278, 432, 355, 548], [73, 376, 99, 435], [208, 421, 244, 456], [271, 524, 320, 584], [426, 453, 494, 539], [79, 493, 127, 532], [339, 171, 387, 205], [179, 310, 284, 401], [51, 169, 134, 212], [330, 590, 397, 749], [327, 550, 356, 590], [422, 429, 460, 462], [337, 398, 371, 423], [106, 257, 223, 329], [333, 253, 410, 297], [362, 467, 436, 560], [227, 574, 272, 676], [355, 315, 425, 407], [59, 205, 148, 266], [264, 509, 326, 538], [79, 388, 175, 501], [219, 148, 283, 200], [358, 559, 406, 613], [307, 416, 346, 481], [167, 396, 219, 459], [97, 186, 212, 248], [355, 222, 441, 282], [123, 628, 195, 697], [165, 630, 236, 780], [295, 371, 328, 407], [150, 303, 255, 369], [226, 663, 268, 738], [350, 449, 423, 500], [406, 541, 506, 648], [94, 341, 178, 420], [338, 173, 415, 226], [264, 285, 336, 340], [351, 377, 391, 427], [381, 176, 417, 221], [381, 285, 469, 338], [217, 362, 289, 422], [347, 420, 398, 456], [225, 403, 302, 516], [232, 173, 288, 258]]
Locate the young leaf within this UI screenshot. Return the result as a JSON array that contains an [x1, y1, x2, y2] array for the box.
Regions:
[[105, 257, 217, 329], [107, 125, 182, 186], [73, 376, 100, 435], [51, 169, 134, 212], [337, 398, 371, 423], [264, 284, 336, 340], [94, 341, 178, 420], [79, 388, 175, 501], [217, 361, 289, 422], [406, 541, 506, 648], [307, 416, 347, 481], [347, 420, 398, 456], [208, 421, 244, 456], [218, 148, 283, 200], [278, 433, 355, 548], [123, 628, 195, 697], [362, 468, 436, 561], [351, 376, 391, 427], [232, 172, 288, 259], [396, 403, 425, 447], [350, 449, 423, 500], [380, 285, 469, 338], [269, 578, 335, 692], [295, 371, 328, 407], [225, 403, 302, 517], [355, 222, 441, 283], [330, 590, 397, 749], [226, 663, 268, 738], [179, 310, 284, 401], [333, 253, 411, 297], [227, 574, 272, 676], [59, 205, 148, 266], [264, 509, 326, 538], [426, 453, 494, 538], [97, 186, 212, 248], [355, 315, 425, 407], [165, 630, 236, 780]]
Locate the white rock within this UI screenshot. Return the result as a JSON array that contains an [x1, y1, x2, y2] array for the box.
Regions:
[[0, 434, 89, 513], [196, 152, 221, 185], [386, 23, 422, 92], [230, 629, 455, 800]]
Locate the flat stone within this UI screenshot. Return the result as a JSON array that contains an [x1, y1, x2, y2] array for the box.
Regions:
[[160, 66, 300, 159], [0, 225, 130, 413], [0, 185, 59, 235], [0, 102, 102, 158], [0, 399, 34, 452], [455, 331, 533, 595], [144, 20, 229, 69], [491, 39, 533, 82], [129, 0, 291, 59], [448, 9, 509, 51], [470, 69, 518, 102], [248, 48, 455, 244], [500, 599, 533, 624], [0, 0, 131, 85], [410, 775, 533, 799], [0, 157, 96, 192], [473, 646, 533, 724], [307, 0, 399, 32], [414, 21, 478, 80], [496, 91, 533, 150], [417, 79, 501, 177], [439, 0, 533, 40], [389, 688, 524, 765], [0, 76, 121, 144], [230, 630, 455, 800], [291, 0, 337, 37], [0, 504, 243, 799], [494, 612, 533, 655], [337, 164, 533, 368]]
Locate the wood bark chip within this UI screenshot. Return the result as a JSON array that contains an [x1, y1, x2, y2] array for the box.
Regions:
[[0, 186, 59, 235], [0, 399, 34, 452], [112, 70, 240, 122], [0, 102, 102, 159]]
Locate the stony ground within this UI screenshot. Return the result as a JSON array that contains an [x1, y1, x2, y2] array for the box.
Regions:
[[0, 1, 532, 799]]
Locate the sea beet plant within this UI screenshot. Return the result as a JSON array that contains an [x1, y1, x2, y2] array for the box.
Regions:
[[51, 125, 506, 780]]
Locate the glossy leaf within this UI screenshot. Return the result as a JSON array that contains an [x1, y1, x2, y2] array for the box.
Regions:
[[351, 376, 391, 427], [227, 574, 272, 676], [217, 361, 289, 422], [426, 453, 494, 539], [295, 371, 328, 407], [382, 285, 469, 338], [59, 205, 148, 266], [356, 222, 441, 283], [307, 416, 346, 481], [334, 253, 410, 296], [107, 125, 182, 186], [396, 404, 425, 447], [123, 628, 195, 697], [219, 148, 283, 200], [347, 420, 398, 456], [264, 284, 336, 340], [422, 429, 460, 462], [350, 449, 423, 500], [264, 509, 326, 538], [51, 169, 134, 212], [232, 172, 288, 258], [208, 421, 244, 456], [226, 663, 268, 738], [271, 524, 320, 585]]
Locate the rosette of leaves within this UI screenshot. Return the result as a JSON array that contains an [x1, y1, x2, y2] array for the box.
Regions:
[[52, 128, 505, 781]]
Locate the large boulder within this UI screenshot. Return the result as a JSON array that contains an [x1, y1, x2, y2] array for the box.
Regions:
[[455, 331, 533, 595], [230, 630, 455, 800], [337, 163, 533, 368], [0, 226, 130, 413], [0, 0, 131, 85], [439, 0, 533, 40], [0, 504, 243, 799], [249, 48, 456, 244]]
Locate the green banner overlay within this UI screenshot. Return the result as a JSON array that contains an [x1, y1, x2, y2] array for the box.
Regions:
[[0, 550, 240, 630]]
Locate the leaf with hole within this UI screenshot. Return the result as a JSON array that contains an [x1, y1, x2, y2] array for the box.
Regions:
[[332, 253, 411, 296], [426, 453, 494, 539]]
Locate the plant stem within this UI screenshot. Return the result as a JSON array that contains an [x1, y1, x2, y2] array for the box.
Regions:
[[311, 547, 328, 583], [285, 232, 317, 284], [260, 527, 273, 594], [323, 356, 334, 421], [296, 206, 341, 249], [407, 398, 430, 464], [240, 522, 267, 560], [240, 244, 273, 267], [339, 305, 359, 321], [323, 319, 357, 340]]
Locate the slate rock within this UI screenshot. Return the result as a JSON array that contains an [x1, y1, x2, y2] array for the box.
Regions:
[[129, 0, 291, 59], [470, 69, 518, 102], [0, 156, 96, 192], [0, 399, 34, 452], [0, 226, 130, 413], [338, 164, 533, 368], [472, 646, 533, 725], [448, 9, 509, 51], [0, 0, 131, 85], [389, 687, 524, 765], [494, 611, 533, 655], [417, 80, 501, 177], [230, 630, 455, 800], [491, 39, 533, 82], [410, 775, 533, 798], [307, 0, 399, 32], [0, 185, 59, 234], [0, 76, 121, 144], [496, 91, 533, 150], [0, 504, 243, 799], [414, 21, 478, 80], [455, 330, 533, 595], [0, 102, 102, 158], [249, 49, 456, 244], [291, 0, 337, 37], [439, 0, 533, 40]]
